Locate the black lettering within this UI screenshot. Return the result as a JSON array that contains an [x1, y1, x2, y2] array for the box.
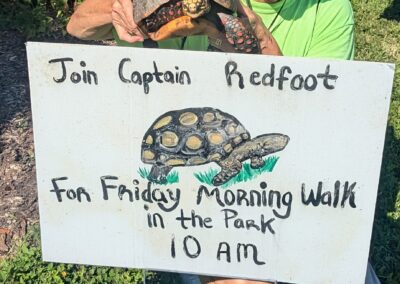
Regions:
[[276, 66, 292, 90], [217, 242, 231, 262], [304, 74, 317, 91], [317, 64, 338, 90], [225, 61, 244, 89], [48, 57, 73, 83], [164, 71, 174, 83], [143, 72, 153, 94], [131, 71, 142, 84], [179, 71, 191, 84], [237, 243, 266, 265], [250, 71, 261, 85], [76, 187, 91, 202], [153, 61, 164, 83], [290, 74, 304, 90], [118, 184, 133, 202], [171, 235, 176, 258], [197, 185, 225, 207], [261, 64, 275, 87], [341, 181, 357, 208], [100, 175, 118, 200], [158, 188, 180, 212], [87, 71, 98, 85], [260, 216, 275, 234], [222, 208, 238, 228], [301, 182, 322, 206], [183, 235, 201, 258], [50, 177, 68, 202], [118, 58, 131, 83], [66, 189, 76, 199]]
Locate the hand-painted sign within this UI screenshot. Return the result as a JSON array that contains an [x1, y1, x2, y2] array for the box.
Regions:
[[27, 42, 395, 284]]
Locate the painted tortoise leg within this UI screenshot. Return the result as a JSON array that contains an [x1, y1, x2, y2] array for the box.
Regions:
[[212, 159, 242, 186], [250, 156, 265, 169], [148, 165, 172, 184]]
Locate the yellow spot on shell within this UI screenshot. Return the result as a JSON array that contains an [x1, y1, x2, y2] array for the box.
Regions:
[[161, 131, 179, 147], [203, 112, 215, 123], [207, 132, 224, 145], [166, 159, 186, 166], [227, 124, 237, 135], [143, 150, 155, 160], [223, 143, 233, 153], [189, 156, 207, 165], [186, 135, 203, 150], [153, 116, 172, 129], [209, 153, 221, 161], [145, 135, 153, 144], [179, 112, 198, 126], [233, 136, 242, 145]]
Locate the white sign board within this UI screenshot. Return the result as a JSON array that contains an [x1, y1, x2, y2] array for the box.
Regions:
[[27, 42, 395, 284]]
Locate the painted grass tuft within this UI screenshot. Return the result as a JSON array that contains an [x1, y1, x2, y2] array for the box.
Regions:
[[194, 156, 279, 188], [137, 167, 179, 185]]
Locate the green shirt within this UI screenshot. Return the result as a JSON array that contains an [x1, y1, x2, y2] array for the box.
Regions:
[[115, 0, 354, 60]]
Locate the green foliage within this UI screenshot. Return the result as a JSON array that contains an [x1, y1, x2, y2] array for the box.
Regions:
[[351, 0, 400, 282], [0, 226, 181, 284], [194, 156, 279, 188], [0, 0, 81, 39], [138, 167, 180, 185]]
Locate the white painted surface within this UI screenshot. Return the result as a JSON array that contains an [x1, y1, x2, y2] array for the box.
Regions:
[[27, 42, 395, 284]]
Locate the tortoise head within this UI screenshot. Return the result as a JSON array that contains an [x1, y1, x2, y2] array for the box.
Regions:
[[255, 134, 290, 155], [182, 0, 210, 18]]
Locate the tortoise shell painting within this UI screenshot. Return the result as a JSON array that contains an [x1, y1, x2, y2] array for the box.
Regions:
[[141, 107, 289, 186]]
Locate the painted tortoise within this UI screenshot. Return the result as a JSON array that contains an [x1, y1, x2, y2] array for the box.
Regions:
[[141, 107, 289, 186], [133, 0, 260, 53]]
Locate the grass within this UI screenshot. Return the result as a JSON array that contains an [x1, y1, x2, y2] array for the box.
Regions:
[[138, 167, 180, 185], [0, 225, 181, 284], [194, 156, 279, 188], [350, 0, 400, 282]]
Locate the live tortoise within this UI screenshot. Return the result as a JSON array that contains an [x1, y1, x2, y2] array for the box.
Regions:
[[133, 0, 260, 53], [141, 107, 289, 186]]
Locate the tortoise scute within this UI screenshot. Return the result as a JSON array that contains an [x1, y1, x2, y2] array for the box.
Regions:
[[133, 0, 170, 23], [153, 115, 172, 129], [161, 131, 180, 147], [145, 135, 154, 145], [186, 135, 203, 150], [143, 149, 156, 160], [203, 112, 215, 122], [207, 131, 225, 145], [179, 112, 198, 126], [166, 158, 186, 166]]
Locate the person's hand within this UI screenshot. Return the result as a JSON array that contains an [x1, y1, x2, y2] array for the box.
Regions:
[[237, 3, 282, 55], [111, 0, 144, 43]]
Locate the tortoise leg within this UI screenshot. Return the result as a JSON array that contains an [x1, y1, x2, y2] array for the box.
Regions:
[[148, 165, 172, 184], [250, 156, 265, 169], [217, 13, 260, 54], [212, 159, 242, 186]]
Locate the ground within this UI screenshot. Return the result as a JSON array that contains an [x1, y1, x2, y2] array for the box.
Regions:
[[0, 30, 37, 254], [0, 0, 399, 282]]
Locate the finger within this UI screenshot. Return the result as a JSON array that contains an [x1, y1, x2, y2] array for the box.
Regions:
[[119, 0, 137, 31], [114, 23, 144, 43]]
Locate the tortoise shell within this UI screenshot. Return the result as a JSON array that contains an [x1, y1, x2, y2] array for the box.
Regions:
[[141, 107, 250, 167], [133, 0, 237, 26]]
